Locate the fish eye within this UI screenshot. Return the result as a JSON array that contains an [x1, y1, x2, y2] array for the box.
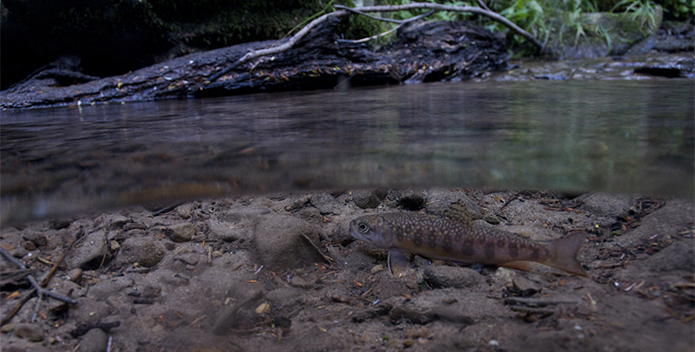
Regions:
[[358, 222, 370, 234]]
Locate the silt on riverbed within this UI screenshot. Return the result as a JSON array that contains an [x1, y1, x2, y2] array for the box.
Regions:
[[0, 188, 693, 351]]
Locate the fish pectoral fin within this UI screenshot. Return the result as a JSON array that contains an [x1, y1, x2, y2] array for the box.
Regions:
[[499, 261, 533, 272], [388, 250, 411, 277]]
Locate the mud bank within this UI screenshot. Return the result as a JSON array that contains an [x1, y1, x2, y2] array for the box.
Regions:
[[1, 189, 693, 351]]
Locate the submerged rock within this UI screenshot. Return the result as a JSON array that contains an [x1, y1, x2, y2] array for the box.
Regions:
[[78, 328, 108, 352], [351, 190, 381, 209], [164, 223, 197, 242], [66, 231, 109, 270], [116, 236, 167, 268], [13, 323, 44, 342], [424, 265, 482, 289]]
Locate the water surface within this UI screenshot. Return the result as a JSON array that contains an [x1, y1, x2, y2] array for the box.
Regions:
[[2, 79, 693, 223]]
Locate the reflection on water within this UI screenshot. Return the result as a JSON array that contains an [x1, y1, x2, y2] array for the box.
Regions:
[[1, 80, 693, 223]]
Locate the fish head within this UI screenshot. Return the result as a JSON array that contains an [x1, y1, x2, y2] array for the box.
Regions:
[[349, 215, 395, 248]]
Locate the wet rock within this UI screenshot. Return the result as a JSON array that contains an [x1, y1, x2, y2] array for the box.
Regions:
[[483, 215, 501, 225], [576, 193, 636, 221], [506, 272, 542, 297], [88, 276, 134, 301], [10, 247, 28, 258], [206, 218, 251, 242], [67, 231, 109, 270], [106, 215, 131, 230], [310, 192, 342, 215], [351, 190, 381, 209], [13, 323, 44, 342], [396, 190, 426, 211], [67, 268, 83, 282], [424, 265, 482, 289], [78, 328, 108, 352], [253, 214, 323, 269], [640, 240, 694, 272], [390, 306, 436, 325], [116, 237, 166, 268], [50, 217, 73, 229], [123, 222, 147, 231], [616, 199, 693, 245], [23, 241, 36, 251], [176, 203, 195, 219], [174, 252, 200, 266], [164, 223, 197, 242], [21, 230, 47, 247], [296, 207, 323, 223], [289, 276, 314, 289]]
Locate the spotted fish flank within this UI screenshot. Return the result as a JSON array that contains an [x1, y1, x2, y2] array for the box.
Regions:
[[349, 211, 588, 277]]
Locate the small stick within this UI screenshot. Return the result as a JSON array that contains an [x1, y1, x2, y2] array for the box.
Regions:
[[334, 5, 405, 24], [0, 246, 27, 269], [477, 0, 491, 12], [41, 226, 84, 286], [28, 275, 76, 304], [1, 228, 82, 325], [151, 201, 185, 216]]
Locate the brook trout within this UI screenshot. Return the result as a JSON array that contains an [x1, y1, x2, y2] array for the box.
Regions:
[[349, 211, 588, 277]]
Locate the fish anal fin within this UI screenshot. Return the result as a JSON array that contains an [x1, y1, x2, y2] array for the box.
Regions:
[[500, 261, 533, 272], [388, 250, 411, 277]]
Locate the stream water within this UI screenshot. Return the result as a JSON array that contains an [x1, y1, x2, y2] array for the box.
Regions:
[[1, 79, 693, 224]]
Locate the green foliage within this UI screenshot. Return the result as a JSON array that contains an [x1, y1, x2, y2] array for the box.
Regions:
[[658, 0, 694, 20], [374, 0, 677, 56], [611, 0, 660, 29]]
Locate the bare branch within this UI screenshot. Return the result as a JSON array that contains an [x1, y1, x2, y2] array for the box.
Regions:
[[342, 2, 542, 50], [337, 9, 436, 44], [334, 5, 404, 24], [198, 10, 349, 90], [477, 0, 492, 12], [198, 2, 543, 88]]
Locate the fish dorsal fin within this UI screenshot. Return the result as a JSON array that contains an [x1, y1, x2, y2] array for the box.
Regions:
[[439, 201, 481, 227]]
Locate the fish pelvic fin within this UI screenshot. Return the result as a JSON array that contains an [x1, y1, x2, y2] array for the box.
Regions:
[[388, 250, 411, 277], [544, 232, 589, 277]]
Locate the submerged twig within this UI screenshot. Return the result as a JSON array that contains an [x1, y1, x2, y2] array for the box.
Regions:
[[28, 275, 76, 304], [41, 226, 84, 286], [151, 201, 186, 216], [1, 227, 82, 324], [0, 246, 27, 269]]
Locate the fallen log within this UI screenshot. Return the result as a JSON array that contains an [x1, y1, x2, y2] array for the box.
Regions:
[[1, 3, 522, 109]]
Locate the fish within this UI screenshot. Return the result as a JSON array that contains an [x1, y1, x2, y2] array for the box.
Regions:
[[349, 209, 588, 277]]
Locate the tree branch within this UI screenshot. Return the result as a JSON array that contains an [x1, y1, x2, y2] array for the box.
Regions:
[[196, 10, 348, 91], [197, 2, 543, 89], [341, 2, 542, 50], [336, 9, 436, 44]]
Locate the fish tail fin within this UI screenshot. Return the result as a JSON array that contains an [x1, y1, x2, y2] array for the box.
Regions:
[[544, 232, 589, 277]]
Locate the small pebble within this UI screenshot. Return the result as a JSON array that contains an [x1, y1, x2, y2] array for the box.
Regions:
[[14, 323, 44, 342], [78, 328, 107, 352], [24, 241, 36, 251], [68, 268, 83, 282], [1, 323, 15, 333]]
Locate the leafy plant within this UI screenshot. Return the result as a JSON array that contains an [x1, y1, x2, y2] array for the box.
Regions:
[[611, 0, 659, 29]]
